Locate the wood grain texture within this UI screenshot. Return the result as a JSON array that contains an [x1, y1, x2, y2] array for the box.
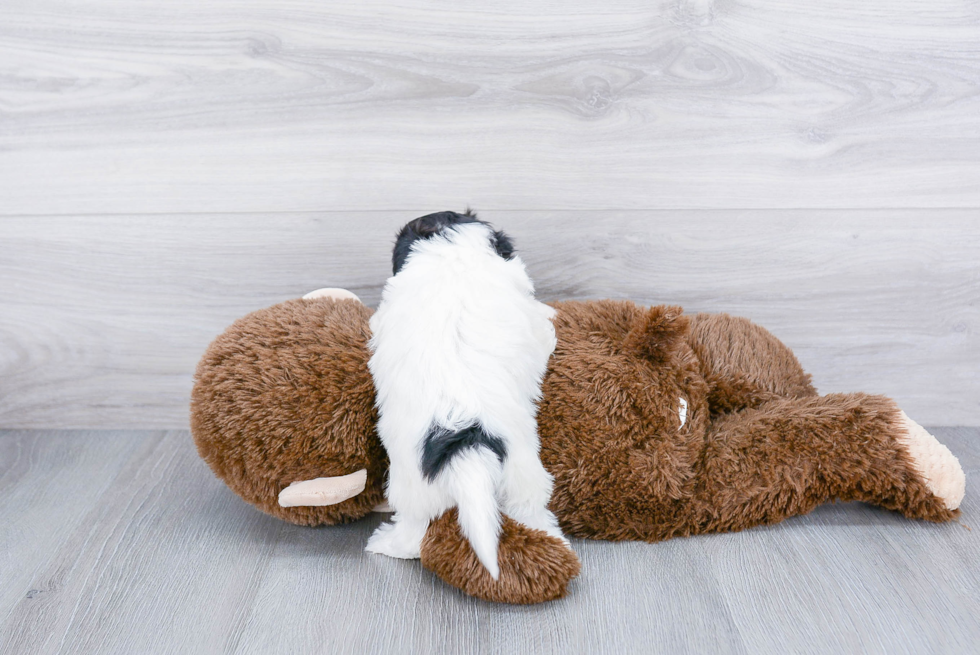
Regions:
[[1, 0, 979, 214], [1, 211, 977, 429], [1, 428, 977, 654], [0, 431, 149, 621]]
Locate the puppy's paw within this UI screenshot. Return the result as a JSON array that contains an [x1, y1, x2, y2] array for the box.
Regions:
[[526, 518, 572, 550], [366, 521, 423, 560], [549, 529, 572, 549], [898, 411, 966, 510], [539, 517, 572, 549], [506, 507, 571, 549]]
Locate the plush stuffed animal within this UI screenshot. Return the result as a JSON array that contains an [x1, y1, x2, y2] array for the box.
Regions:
[[191, 289, 966, 604]]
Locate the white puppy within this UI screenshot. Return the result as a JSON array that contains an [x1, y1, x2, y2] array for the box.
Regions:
[[365, 211, 566, 579]]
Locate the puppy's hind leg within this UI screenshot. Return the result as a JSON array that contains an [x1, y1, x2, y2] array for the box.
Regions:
[[366, 460, 444, 560], [500, 441, 567, 545], [366, 512, 430, 560]]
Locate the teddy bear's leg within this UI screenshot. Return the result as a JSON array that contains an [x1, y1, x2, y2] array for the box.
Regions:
[[686, 313, 817, 413], [420, 509, 581, 604], [692, 392, 964, 536]]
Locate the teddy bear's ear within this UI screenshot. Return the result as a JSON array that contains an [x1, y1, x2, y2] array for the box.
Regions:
[[623, 305, 690, 365]]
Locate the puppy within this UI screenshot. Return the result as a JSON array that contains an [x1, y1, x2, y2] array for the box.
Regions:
[[365, 211, 566, 579]]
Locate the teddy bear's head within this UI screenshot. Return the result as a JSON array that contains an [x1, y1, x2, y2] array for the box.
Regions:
[[539, 301, 710, 540], [191, 297, 387, 525]]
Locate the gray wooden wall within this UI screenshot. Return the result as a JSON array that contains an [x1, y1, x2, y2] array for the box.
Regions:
[[1, 1, 978, 428]]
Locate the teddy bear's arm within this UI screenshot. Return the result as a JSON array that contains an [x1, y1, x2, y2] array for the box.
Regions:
[[686, 312, 817, 413]]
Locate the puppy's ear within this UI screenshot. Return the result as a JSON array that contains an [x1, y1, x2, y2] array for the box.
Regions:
[[491, 230, 515, 260], [411, 215, 449, 237], [623, 305, 689, 365]]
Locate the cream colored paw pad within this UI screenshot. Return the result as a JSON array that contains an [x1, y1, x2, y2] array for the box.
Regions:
[[278, 469, 367, 507], [899, 411, 966, 510]]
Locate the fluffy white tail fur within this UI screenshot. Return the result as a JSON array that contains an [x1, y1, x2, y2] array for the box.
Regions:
[[441, 446, 505, 579]]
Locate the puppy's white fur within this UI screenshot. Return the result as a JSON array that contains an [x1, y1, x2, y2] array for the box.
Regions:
[[365, 222, 564, 578]]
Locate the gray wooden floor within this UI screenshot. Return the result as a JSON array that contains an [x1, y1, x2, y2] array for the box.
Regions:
[[1, 428, 977, 655]]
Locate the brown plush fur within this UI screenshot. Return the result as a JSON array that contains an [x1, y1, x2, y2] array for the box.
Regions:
[[420, 509, 581, 604], [191, 296, 958, 602], [539, 301, 710, 541], [688, 312, 818, 413], [191, 298, 387, 525], [538, 301, 955, 541]]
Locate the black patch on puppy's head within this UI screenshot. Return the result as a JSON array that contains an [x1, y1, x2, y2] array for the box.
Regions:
[[391, 210, 515, 275]]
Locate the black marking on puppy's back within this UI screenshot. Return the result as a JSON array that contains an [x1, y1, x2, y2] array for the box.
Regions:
[[421, 424, 507, 482], [392, 210, 515, 275]]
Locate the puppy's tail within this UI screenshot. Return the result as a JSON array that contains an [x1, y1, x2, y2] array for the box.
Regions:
[[423, 426, 506, 579]]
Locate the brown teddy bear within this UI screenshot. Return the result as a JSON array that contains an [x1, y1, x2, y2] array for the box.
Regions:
[[191, 289, 965, 604]]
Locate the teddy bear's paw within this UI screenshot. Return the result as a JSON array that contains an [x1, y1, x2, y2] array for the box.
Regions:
[[302, 288, 362, 303], [365, 519, 426, 560], [898, 411, 966, 510], [420, 509, 580, 604]]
